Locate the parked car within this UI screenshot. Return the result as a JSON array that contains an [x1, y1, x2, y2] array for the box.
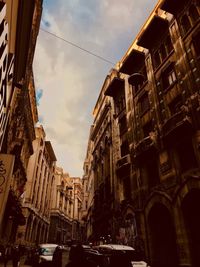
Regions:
[[37, 243, 59, 266], [95, 244, 149, 267], [83, 247, 105, 267]]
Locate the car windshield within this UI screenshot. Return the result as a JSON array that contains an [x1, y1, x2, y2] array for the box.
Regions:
[[40, 246, 56, 256]]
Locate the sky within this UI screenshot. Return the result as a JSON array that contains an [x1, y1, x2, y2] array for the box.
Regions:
[[33, 0, 158, 177]]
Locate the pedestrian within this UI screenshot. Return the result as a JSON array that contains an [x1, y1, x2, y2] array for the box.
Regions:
[[52, 246, 62, 267], [31, 246, 39, 267], [2, 244, 11, 267], [110, 254, 132, 267], [12, 245, 20, 267], [65, 244, 98, 267]]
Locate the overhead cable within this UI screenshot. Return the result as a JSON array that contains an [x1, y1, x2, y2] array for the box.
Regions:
[[40, 28, 115, 66]]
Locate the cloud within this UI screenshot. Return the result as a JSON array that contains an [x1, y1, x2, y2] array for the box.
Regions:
[[33, 0, 158, 176]]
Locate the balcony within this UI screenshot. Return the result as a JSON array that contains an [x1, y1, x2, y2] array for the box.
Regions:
[[132, 134, 157, 163], [162, 109, 193, 145], [160, 0, 187, 16], [128, 73, 145, 87], [137, 16, 168, 49], [116, 154, 131, 177], [104, 76, 125, 98], [119, 49, 145, 75]]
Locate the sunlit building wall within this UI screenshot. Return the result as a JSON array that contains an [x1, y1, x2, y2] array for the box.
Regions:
[[85, 0, 200, 266], [81, 128, 94, 242], [70, 177, 83, 241], [17, 126, 56, 245], [0, 0, 43, 244], [48, 167, 73, 244]]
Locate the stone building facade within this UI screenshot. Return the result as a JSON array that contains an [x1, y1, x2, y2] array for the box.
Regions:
[[89, 74, 118, 244], [81, 127, 95, 242], [84, 0, 200, 266], [18, 126, 56, 245], [48, 168, 73, 244], [71, 177, 83, 242], [0, 0, 42, 244]]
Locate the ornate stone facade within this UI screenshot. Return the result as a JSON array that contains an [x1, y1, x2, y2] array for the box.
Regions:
[[48, 168, 74, 244], [84, 0, 200, 266], [0, 0, 43, 244], [17, 126, 56, 245]]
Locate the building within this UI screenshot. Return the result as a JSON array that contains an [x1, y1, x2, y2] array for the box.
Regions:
[[48, 167, 73, 244], [81, 127, 94, 242], [71, 177, 83, 242], [89, 73, 117, 244], [16, 126, 56, 245], [84, 0, 200, 266], [0, 0, 43, 244]]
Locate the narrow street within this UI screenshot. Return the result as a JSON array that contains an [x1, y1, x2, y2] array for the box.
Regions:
[[0, 250, 69, 267], [0, 1, 200, 267]]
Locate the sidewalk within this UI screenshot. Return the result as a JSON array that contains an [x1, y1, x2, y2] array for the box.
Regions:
[[0, 251, 68, 267], [0, 256, 30, 267]]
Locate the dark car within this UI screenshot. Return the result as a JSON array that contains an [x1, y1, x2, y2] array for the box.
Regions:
[[95, 244, 149, 267], [84, 248, 105, 267]]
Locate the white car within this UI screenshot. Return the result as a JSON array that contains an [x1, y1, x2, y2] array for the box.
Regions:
[[38, 243, 59, 264], [96, 244, 148, 267]]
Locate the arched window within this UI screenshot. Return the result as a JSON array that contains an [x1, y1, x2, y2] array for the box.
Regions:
[[40, 138, 43, 147], [181, 14, 192, 34], [38, 150, 42, 164], [189, 4, 199, 24]]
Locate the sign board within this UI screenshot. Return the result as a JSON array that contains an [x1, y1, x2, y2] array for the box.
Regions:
[[0, 154, 15, 229]]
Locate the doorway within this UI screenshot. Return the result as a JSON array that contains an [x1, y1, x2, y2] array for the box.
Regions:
[[148, 203, 178, 267], [182, 189, 200, 267]]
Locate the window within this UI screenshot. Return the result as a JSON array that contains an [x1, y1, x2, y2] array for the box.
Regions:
[[40, 138, 43, 147], [181, 14, 192, 34], [133, 66, 148, 94], [119, 115, 127, 136], [160, 44, 167, 61], [162, 64, 177, 90], [121, 140, 129, 157], [85, 165, 88, 174], [154, 50, 161, 68], [168, 69, 176, 85], [153, 35, 173, 69], [165, 36, 173, 54], [143, 120, 153, 138], [193, 30, 200, 57], [139, 92, 150, 115], [189, 5, 199, 24], [116, 95, 126, 115], [168, 95, 183, 115]]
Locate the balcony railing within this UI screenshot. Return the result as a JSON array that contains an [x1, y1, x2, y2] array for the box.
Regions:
[[162, 109, 193, 142], [116, 154, 131, 177], [116, 154, 130, 169], [133, 133, 157, 161]]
